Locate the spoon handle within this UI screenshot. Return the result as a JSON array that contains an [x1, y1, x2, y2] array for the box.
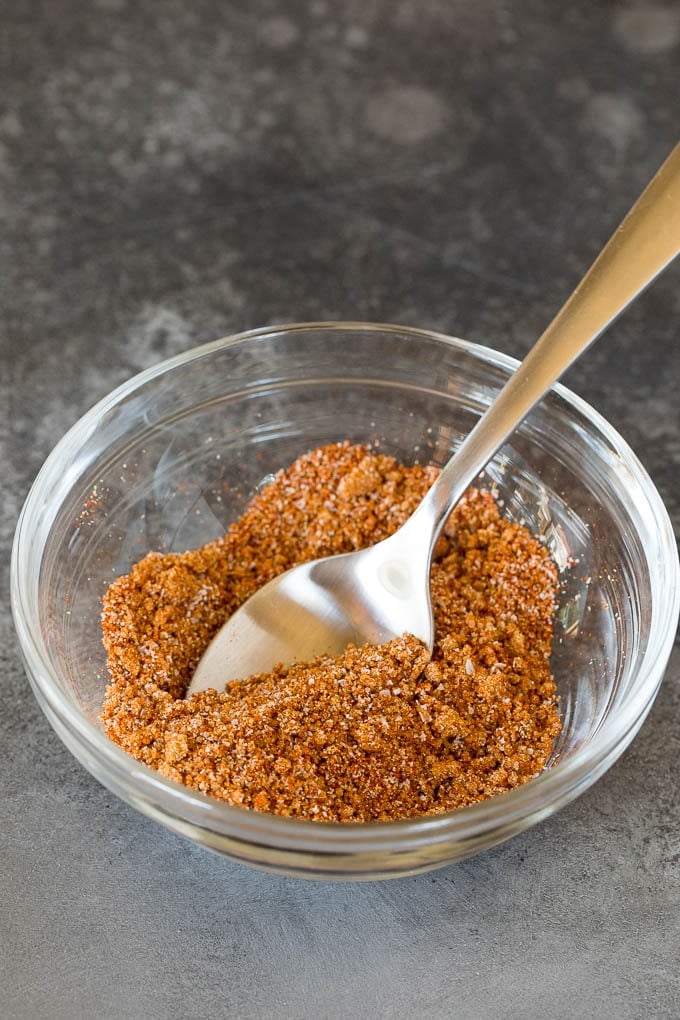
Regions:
[[410, 142, 680, 546]]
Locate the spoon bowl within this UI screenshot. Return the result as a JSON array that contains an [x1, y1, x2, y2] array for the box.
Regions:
[[187, 527, 435, 692]]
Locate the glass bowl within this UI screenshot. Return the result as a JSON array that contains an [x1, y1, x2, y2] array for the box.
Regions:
[[11, 323, 679, 880]]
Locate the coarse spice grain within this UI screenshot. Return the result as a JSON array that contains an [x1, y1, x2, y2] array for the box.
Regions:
[[100, 442, 562, 822]]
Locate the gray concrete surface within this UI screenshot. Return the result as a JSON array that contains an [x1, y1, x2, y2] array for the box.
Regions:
[[1, 1, 679, 1017]]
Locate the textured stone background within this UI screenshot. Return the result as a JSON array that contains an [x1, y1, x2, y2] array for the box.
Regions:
[[1, 1, 678, 1017]]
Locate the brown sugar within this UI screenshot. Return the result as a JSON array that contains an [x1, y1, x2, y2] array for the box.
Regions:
[[100, 442, 562, 822]]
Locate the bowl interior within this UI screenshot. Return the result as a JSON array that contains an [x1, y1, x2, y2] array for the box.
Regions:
[[29, 324, 662, 785]]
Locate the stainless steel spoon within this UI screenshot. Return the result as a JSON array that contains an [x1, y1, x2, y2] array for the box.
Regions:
[[187, 143, 680, 697]]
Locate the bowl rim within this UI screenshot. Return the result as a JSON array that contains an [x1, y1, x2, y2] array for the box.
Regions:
[[11, 320, 680, 855]]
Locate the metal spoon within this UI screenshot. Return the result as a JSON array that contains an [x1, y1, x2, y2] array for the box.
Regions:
[[187, 143, 680, 696]]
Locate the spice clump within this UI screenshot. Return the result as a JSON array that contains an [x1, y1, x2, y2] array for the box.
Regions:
[[100, 442, 561, 822]]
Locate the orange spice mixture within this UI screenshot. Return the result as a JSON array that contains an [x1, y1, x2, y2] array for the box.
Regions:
[[100, 442, 561, 822]]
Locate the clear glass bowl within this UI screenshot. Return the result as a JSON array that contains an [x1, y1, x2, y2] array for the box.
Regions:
[[11, 323, 679, 880]]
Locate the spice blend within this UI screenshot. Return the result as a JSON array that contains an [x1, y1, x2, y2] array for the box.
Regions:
[[101, 442, 562, 822]]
